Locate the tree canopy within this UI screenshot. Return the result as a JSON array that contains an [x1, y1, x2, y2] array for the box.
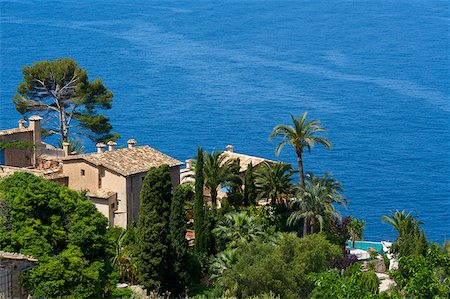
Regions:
[[217, 234, 341, 298], [269, 113, 331, 186], [12, 58, 119, 143], [0, 172, 114, 298]]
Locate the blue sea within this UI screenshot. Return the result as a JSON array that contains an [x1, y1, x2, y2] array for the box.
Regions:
[[1, 0, 449, 243]]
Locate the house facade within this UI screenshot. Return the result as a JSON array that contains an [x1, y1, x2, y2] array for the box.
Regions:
[[1, 117, 183, 228], [62, 142, 182, 228], [0, 116, 42, 167]]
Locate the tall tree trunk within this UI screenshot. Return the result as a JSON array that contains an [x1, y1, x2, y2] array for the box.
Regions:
[[211, 188, 217, 210], [310, 217, 316, 234], [303, 218, 308, 237], [297, 152, 304, 186], [59, 105, 69, 142]]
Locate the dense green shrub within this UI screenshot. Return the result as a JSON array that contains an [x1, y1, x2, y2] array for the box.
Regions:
[[0, 172, 114, 298], [218, 234, 341, 298], [310, 264, 380, 299], [390, 244, 450, 298]]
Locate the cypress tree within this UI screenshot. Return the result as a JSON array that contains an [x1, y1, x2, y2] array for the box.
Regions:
[[194, 147, 206, 254], [227, 158, 244, 208], [243, 162, 257, 206], [168, 184, 193, 294], [135, 164, 173, 291]]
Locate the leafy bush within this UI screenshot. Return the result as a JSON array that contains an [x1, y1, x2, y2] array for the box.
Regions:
[[310, 263, 379, 299], [390, 244, 450, 298], [0, 172, 114, 298], [217, 233, 341, 298]]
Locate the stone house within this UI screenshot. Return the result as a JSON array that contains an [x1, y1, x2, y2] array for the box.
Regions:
[[0, 117, 66, 182], [1, 117, 183, 228], [0, 251, 37, 299], [0, 116, 43, 167], [62, 141, 183, 228], [220, 145, 275, 173]]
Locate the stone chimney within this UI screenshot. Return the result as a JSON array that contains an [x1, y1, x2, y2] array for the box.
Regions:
[[96, 143, 106, 153], [29, 116, 43, 166], [62, 142, 70, 157], [28, 116, 42, 146], [226, 145, 234, 152], [127, 139, 137, 148], [18, 119, 27, 129], [185, 159, 192, 169], [107, 141, 117, 151]]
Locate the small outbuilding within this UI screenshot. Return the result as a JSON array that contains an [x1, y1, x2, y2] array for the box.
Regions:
[[0, 251, 37, 299]]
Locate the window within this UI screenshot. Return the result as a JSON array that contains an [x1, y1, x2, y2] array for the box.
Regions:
[[81, 169, 85, 176]]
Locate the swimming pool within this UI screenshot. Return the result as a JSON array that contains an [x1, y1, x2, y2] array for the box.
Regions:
[[346, 241, 384, 253]]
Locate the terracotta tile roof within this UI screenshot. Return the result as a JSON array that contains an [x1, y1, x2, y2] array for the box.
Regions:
[[63, 145, 183, 176], [0, 127, 33, 137], [221, 151, 275, 172], [87, 188, 116, 199], [0, 251, 37, 262]]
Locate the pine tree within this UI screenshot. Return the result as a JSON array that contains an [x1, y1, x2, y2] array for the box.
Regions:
[[135, 165, 173, 290], [194, 147, 206, 254], [12, 58, 119, 143], [168, 184, 193, 294]]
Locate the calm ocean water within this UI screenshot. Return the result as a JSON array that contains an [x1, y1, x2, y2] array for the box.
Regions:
[[1, 0, 449, 242]]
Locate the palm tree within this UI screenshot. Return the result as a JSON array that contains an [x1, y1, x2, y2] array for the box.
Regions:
[[112, 229, 137, 284], [382, 210, 422, 239], [210, 248, 239, 280], [347, 218, 365, 248], [213, 211, 267, 249], [203, 151, 238, 210], [191, 151, 238, 210], [288, 172, 347, 236], [382, 210, 426, 256], [269, 113, 332, 186], [254, 162, 295, 205]]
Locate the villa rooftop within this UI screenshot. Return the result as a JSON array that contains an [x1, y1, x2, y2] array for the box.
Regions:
[[0, 127, 33, 137], [0, 251, 37, 262], [63, 145, 183, 176], [221, 148, 275, 172]]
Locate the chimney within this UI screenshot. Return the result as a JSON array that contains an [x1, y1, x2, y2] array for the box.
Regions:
[[18, 119, 27, 129], [29, 115, 43, 166], [185, 159, 192, 169], [96, 143, 106, 153], [107, 141, 117, 151], [226, 145, 234, 152], [127, 139, 137, 148], [29, 115, 42, 146], [62, 142, 70, 157]]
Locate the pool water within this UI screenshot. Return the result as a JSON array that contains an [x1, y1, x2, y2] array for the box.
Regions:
[[346, 241, 384, 253]]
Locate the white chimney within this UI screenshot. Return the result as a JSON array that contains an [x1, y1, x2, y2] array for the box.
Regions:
[[226, 145, 234, 152], [96, 143, 106, 153], [62, 142, 70, 157], [127, 139, 137, 148], [185, 159, 192, 169], [107, 141, 117, 151], [18, 119, 27, 129]]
